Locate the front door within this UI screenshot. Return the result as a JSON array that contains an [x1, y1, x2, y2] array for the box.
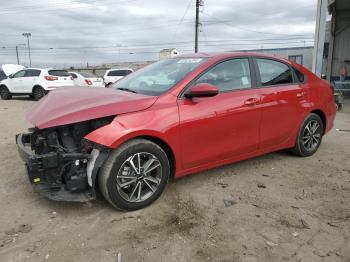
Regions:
[[177, 58, 261, 170]]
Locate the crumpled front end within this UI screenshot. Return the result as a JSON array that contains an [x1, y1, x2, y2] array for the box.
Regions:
[[16, 117, 113, 202]]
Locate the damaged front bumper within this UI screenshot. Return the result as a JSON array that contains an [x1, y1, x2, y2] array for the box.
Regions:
[[16, 132, 108, 202]]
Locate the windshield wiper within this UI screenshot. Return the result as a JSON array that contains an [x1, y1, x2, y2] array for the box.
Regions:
[[116, 87, 137, 93]]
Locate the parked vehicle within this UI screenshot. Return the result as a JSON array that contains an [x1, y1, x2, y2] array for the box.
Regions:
[[69, 71, 104, 88], [16, 53, 336, 211], [0, 68, 74, 100], [103, 68, 133, 86], [0, 64, 25, 81]]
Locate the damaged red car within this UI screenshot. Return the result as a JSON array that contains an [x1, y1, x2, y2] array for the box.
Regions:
[[16, 53, 336, 210]]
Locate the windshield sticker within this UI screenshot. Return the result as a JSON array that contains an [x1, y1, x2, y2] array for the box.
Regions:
[[177, 58, 202, 64]]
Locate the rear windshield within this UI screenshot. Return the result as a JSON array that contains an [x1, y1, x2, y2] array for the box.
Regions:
[[0, 70, 6, 80], [48, 70, 70, 77], [79, 71, 96, 78], [107, 70, 132, 76]]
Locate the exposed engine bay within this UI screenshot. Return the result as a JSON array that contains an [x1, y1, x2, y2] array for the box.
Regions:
[[16, 116, 113, 201]]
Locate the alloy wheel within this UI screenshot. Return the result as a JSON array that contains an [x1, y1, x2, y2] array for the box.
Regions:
[[116, 152, 162, 203], [302, 120, 321, 151]]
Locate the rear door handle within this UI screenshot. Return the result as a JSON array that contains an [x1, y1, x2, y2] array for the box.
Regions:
[[244, 98, 259, 106], [296, 92, 304, 98]]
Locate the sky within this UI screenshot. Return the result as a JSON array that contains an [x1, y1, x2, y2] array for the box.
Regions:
[[0, 0, 318, 67]]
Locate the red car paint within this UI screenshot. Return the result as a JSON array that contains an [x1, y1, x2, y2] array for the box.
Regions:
[[27, 53, 336, 179]]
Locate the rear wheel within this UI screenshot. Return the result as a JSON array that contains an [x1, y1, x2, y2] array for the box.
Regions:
[[0, 86, 12, 100], [99, 139, 170, 211], [292, 113, 324, 157], [32, 86, 46, 101]]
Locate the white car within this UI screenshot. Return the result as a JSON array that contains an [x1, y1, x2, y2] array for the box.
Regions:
[[103, 68, 133, 86], [0, 64, 25, 81], [0, 68, 74, 100], [69, 71, 104, 88]]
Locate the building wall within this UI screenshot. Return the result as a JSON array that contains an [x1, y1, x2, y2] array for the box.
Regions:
[[239, 47, 314, 69], [329, 8, 350, 80]]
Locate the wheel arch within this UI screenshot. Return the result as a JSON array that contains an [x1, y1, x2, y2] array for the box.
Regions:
[[310, 109, 326, 134], [32, 84, 44, 92]]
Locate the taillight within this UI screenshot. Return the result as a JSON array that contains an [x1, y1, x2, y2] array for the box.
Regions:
[[44, 76, 58, 81], [85, 79, 92, 85]]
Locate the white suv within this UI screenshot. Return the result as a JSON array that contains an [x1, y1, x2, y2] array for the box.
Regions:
[[0, 68, 74, 100], [103, 68, 133, 86]]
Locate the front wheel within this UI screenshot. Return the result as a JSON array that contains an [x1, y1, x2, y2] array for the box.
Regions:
[[98, 139, 170, 211], [292, 113, 324, 157], [0, 86, 12, 100]]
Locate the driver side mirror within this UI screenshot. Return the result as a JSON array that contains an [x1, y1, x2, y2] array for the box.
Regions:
[[184, 83, 219, 99], [8, 74, 14, 79]]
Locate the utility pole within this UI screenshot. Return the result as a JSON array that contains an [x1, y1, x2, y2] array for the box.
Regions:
[[16, 45, 19, 64], [194, 0, 200, 53], [22, 32, 32, 67]]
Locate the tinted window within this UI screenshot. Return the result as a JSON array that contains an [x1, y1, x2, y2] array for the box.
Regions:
[[257, 59, 293, 86], [13, 70, 26, 78], [25, 69, 41, 77], [196, 58, 252, 92], [49, 70, 70, 77], [70, 73, 78, 79], [293, 68, 305, 83], [0, 70, 6, 81], [107, 70, 132, 76], [79, 71, 96, 78]]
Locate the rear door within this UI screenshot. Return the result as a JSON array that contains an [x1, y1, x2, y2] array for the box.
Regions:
[[177, 57, 261, 170], [254, 57, 306, 150]]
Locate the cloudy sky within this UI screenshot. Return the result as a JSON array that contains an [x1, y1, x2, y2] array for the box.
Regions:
[[0, 0, 317, 67]]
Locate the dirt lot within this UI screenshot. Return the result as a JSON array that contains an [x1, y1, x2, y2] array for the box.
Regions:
[[0, 97, 349, 262]]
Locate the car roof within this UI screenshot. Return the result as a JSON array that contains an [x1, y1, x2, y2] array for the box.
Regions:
[[177, 52, 291, 64]]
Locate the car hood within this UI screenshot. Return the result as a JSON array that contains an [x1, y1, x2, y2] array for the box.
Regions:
[[1, 64, 25, 76], [27, 87, 157, 129]]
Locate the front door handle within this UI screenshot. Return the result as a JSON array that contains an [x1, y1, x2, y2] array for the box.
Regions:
[[244, 98, 259, 106]]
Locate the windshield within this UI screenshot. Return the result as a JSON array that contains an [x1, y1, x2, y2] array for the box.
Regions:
[[112, 58, 207, 96]]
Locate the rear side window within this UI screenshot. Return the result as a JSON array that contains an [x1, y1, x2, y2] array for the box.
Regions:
[[25, 69, 41, 77], [293, 68, 305, 83], [196, 58, 252, 92], [256, 58, 293, 86], [70, 73, 78, 79], [49, 70, 70, 77], [107, 70, 132, 76]]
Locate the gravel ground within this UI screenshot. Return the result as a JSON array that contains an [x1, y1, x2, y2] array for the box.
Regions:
[[0, 97, 349, 262]]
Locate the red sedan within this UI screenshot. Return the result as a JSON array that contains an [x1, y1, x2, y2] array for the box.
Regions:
[[17, 52, 336, 210]]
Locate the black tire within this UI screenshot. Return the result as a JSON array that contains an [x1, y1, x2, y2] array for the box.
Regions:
[[292, 113, 324, 157], [99, 139, 170, 211], [32, 86, 46, 101], [0, 86, 12, 100]]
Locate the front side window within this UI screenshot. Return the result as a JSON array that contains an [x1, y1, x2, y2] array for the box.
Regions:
[[13, 70, 26, 78], [257, 59, 293, 86], [113, 58, 207, 96], [196, 58, 252, 92]]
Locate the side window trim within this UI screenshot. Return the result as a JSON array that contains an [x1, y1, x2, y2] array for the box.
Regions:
[[253, 57, 298, 88], [179, 56, 257, 98]]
